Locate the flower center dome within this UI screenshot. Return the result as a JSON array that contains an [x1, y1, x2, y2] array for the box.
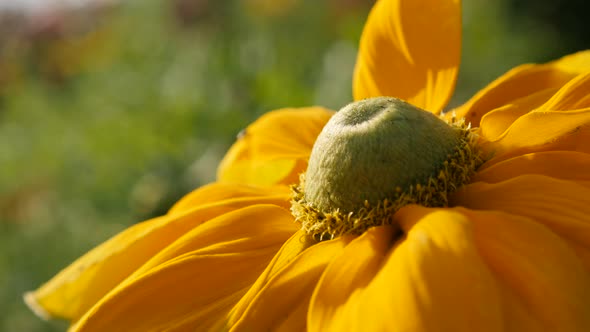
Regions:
[[291, 97, 483, 240]]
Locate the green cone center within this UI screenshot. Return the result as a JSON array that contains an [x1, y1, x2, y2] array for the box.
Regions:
[[305, 97, 461, 213]]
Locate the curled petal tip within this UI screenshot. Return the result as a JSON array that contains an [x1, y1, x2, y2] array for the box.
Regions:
[[24, 291, 51, 321]]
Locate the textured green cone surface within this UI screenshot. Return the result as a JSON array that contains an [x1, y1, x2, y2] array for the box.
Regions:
[[304, 97, 461, 213]]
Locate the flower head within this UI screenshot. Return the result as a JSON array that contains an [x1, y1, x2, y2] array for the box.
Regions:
[[26, 0, 590, 331], [292, 97, 483, 240]]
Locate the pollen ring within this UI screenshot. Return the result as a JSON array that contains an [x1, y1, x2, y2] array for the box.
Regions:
[[290, 120, 484, 241]]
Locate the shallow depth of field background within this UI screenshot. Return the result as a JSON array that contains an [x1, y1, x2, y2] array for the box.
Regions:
[[0, 0, 588, 330]]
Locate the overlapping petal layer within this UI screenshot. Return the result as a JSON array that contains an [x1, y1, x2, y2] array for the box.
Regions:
[[484, 108, 590, 156], [453, 175, 590, 271], [25, 183, 290, 322], [475, 71, 590, 157], [479, 124, 590, 168], [353, 0, 461, 113], [168, 182, 290, 214], [68, 205, 298, 332], [217, 107, 333, 187], [309, 208, 503, 332], [475, 88, 558, 140], [308, 226, 397, 332], [455, 51, 590, 126], [473, 151, 590, 184], [307, 204, 590, 331], [228, 235, 353, 331], [464, 208, 590, 331], [226, 230, 315, 325]]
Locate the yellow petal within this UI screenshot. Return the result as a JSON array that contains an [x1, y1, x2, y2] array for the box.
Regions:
[[538, 71, 590, 111], [461, 208, 590, 330], [353, 0, 461, 113], [456, 50, 590, 126], [68, 205, 297, 332], [228, 235, 354, 331], [482, 108, 590, 156], [478, 87, 557, 140], [310, 207, 503, 332], [473, 151, 590, 184], [217, 107, 334, 186], [528, 122, 590, 155], [308, 226, 397, 332], [128, 204, 299, 283], [310, 204, 590, 331], [226, 229, 316, 326], [168, 182, 290, 214], [453, 175, 590, 261], [25, 183, 290, 321], [479, 71, 590, 156], [480, 124, 590, 168]]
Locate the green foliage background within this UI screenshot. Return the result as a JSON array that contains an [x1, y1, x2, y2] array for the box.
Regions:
[[0, 0, 582, 330]]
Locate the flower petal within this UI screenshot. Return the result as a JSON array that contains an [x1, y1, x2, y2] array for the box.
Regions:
[[478, 87, 557, 141], [125, 204, 299, 283], [310, 207, 503, 332], [461, 208, 590, 330], [453, 175, 590, 269], [307, 226, 397, 332], [217, 107, 334, 186], [353, 0, 461, 113], [480, 124, 590, 167], [226, 229, 316, 325], [482, 108, 590, 156], [24, 183, 290, 321], [473, 151, 590, 184], [228, 235, 354, 331], [69, 205, 298, 332], [479, 71, 590, 156], [456, 50, 590, 126], [168, 182, 290, 214], [537, 72, 590, 111], [310, 205, 590, 331]]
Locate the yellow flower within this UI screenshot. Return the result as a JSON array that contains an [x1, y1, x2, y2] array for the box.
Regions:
[[26, 0, 590, 331]]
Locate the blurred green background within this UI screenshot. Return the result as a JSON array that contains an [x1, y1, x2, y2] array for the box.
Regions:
[[0, 0, 587, 330]]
